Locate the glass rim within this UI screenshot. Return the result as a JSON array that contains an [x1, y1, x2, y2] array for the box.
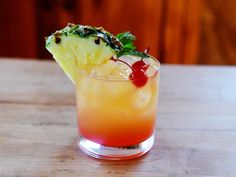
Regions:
[[74, 54, 160, 82]]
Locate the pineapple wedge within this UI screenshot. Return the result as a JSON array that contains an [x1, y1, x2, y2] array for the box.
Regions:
[[45, 24, 122, 82]]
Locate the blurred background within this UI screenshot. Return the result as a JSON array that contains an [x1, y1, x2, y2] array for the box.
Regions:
[[0, 0, 235, 65]]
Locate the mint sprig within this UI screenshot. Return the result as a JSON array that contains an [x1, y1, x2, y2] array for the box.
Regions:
[[116, 32, 136, 45], [116, 32, 149, 58]]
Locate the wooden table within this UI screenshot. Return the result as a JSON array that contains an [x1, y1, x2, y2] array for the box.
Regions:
[[0, 59, 236, 177]]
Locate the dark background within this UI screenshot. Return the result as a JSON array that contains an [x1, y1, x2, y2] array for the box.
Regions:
[[0, 0, 236, 65]]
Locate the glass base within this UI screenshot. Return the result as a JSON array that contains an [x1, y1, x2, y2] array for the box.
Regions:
[[78, 134, 154, 160]]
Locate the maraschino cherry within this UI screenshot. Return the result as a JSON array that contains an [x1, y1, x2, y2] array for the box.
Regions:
[[111, 57, 149, 88], [129, 69, 148, 87], [132, 60, 149, 72]]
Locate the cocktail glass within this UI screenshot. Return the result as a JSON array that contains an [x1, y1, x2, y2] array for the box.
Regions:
[[75, 55, 160, 160]]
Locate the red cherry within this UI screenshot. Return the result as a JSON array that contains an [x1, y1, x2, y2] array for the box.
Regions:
[[111, 57, 149, 87], [129, 70, 148, 87], [132, 60, 149, 71]]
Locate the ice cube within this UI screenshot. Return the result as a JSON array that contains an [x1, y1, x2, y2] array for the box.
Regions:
[[133, 86, 152, 109]]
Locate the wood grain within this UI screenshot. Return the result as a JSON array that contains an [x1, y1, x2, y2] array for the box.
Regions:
[[0, 0, 37, 58], [0, 0, 201, 64], [0, 58, 236, 177], [163, 0, 202, 64], [199, 0, 236, 65], [78, 0, 163, 58]]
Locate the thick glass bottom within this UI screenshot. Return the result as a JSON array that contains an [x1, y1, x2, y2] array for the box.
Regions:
[[78, 134, 154, 160]]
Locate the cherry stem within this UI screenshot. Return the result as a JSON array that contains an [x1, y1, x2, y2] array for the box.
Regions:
[[111, 58, 134, 71], [141, 47, 150, 61], [144, 47, 150, 54]]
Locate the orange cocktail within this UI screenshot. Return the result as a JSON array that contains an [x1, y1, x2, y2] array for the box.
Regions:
[[45, 23, 160, 160], [76, 55, 160, 159]]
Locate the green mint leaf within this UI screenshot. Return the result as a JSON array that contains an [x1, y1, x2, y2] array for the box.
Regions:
[[123, 43, 136, 50], [116, 32, 136, 45], [116, 31, 149, 58]]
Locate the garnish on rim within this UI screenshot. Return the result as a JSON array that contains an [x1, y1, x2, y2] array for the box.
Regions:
[[45, 23, 151, 87], [115, 32, 149, 58], [111, 48, 150, 88], [131, 48, 150, 72]]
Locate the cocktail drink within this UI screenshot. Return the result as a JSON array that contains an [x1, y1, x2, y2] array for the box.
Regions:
[[45, 24, 160, 160], [75, 55, 159, 159], [75, 55, 160, 159]]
